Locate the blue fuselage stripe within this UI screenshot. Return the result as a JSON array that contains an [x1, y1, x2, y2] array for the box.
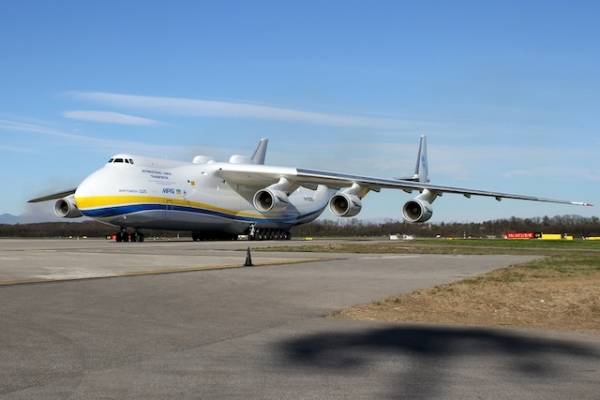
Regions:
[[81, 203, 323, 224]]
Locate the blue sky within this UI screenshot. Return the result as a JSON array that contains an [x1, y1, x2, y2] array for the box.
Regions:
[[1, 1, 598, 222]]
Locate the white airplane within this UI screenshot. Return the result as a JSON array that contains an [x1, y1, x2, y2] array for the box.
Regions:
[[29, 136, 592, 242]]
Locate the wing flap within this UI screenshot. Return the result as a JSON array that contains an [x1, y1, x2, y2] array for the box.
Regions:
[[217, 165, 299, 191]]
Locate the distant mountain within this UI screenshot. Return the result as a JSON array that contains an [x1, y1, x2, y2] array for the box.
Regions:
[[0, 203, 75, 224], [0, 213, 20, 224]]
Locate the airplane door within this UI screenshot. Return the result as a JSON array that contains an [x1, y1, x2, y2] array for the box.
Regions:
[[165, 198, 175, 218], [184, 179, 198, 200]]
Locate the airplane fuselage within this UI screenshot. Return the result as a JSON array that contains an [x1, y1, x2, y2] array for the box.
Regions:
[[73, 154, 333, 235]]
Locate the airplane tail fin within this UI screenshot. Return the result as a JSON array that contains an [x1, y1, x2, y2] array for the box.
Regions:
[[251, 138, 268, 165], [394, 135, 430, 182], [413, 135, 429, 182]]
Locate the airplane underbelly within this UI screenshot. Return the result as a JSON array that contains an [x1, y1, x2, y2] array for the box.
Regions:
[[97, 209, 251, 233]]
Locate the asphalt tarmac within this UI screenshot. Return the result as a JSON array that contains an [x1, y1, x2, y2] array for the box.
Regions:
[[0, 239, 337, 284], [0, 239, 598, 399]]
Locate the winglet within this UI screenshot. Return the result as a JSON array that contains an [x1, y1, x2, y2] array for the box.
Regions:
[[251, 138, 268, 165]]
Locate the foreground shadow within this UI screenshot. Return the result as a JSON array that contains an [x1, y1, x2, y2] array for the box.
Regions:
[[276, 325, 599, 399]]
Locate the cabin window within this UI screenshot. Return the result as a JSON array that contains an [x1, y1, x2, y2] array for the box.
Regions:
[[125, 159, 130, 163], [108, 158, 114, 163], [129, 159, 134, 164], [114, 158, 123, 163]]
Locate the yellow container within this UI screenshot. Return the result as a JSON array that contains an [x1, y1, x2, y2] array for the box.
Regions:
[[541, 233, 563, 240], [586, 237, 600, 240]]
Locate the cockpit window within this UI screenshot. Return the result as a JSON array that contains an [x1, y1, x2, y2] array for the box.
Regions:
[[108, 157, 134, 164]]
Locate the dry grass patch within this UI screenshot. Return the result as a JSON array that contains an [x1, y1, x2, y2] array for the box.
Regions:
[[262, 239, 600, 334], [335, 255, 600, 335], [261, 239, 600, 256]]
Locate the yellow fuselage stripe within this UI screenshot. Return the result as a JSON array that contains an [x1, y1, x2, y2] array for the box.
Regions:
[[74, 195, 266, 219]]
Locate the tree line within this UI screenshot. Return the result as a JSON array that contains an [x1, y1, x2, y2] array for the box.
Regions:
[[1, 215, 599, 238], [291, 215, 600, 238]]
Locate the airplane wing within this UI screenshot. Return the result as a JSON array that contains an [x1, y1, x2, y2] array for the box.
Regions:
[[28, 188, 77, 203], [217, 164, 592, 206]]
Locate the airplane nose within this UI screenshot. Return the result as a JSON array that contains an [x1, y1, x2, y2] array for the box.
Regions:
[[74, 168, 105, 203]]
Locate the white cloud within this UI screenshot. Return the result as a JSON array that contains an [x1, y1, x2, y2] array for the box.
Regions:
[[0, 118, 182, 155], [0, 144, 35, 153], [63, 110, 160, 126], [280, 138, 599, 183], [0, 118, 252, 160], [69, 91, 434, 128]]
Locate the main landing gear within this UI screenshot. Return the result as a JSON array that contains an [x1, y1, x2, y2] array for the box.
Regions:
[[114, 230, 144, 242], [249, 227, 291, 241]]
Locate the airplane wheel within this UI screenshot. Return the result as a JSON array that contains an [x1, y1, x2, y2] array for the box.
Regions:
[[134, 232, 144, 242], [115, 232, 123, 242]]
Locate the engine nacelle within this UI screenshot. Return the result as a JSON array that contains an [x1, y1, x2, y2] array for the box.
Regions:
[[253, 188, 290, 213], [329, 193, 362, 217], [54, 196, 82, 218], [402, 198, 433, 223]]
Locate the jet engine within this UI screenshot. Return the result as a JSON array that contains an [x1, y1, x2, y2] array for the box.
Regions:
[[54, 196, 82, 218], [402, 198, 433, 223], [253, 188, 290, 213], [329, 193, 362, 217]]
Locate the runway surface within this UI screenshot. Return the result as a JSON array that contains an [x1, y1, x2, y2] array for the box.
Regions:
[[0, 239, 598, 399], [0, 239, 339, 284]]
